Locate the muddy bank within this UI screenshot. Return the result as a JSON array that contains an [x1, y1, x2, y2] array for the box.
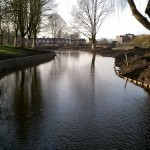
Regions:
[[97, 48, 150, 86], [115, 51, 150, 85]]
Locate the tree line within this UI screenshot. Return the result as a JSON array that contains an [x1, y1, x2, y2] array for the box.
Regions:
[[0, 0, 56, 48], [0, 0, 80, 48], [0, 0, 149, 49]]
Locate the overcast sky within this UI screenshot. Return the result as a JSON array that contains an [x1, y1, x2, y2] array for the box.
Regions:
[[56, 0, 149, 39]]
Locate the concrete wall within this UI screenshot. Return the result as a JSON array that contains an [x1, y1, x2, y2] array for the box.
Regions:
[[0, 52, 56, 72]]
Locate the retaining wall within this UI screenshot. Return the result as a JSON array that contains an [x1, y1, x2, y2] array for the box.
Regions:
[[0, 52, 56, 72], [114, 67, 150, 90]]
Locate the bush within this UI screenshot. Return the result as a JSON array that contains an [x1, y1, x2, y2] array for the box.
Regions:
[[129, 35, 150, 48]]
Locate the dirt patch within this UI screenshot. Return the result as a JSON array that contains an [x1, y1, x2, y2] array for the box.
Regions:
[[114, 49, 150, 84]]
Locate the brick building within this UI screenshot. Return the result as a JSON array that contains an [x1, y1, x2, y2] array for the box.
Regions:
[[36, 38, 86, 46], [116, 34, 135, 44]]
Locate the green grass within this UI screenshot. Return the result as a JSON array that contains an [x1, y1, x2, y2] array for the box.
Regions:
[[0, 45, 42, 56], [0, 46, 44, 61], [0, 45, 51, 60], [0, 46, 22, 55]]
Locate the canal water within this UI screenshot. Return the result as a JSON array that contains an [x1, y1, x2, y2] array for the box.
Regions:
[[0, 51, 150, 150]]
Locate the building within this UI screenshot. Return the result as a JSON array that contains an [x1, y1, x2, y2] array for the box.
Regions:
[[70, 38, 86, 45], [36, 37, 86, 46], [17, 37, 86, 47], [36, 38, 66, 46], [116, 33, 135, 44]]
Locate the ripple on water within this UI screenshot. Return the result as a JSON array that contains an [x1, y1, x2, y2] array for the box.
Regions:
[[0, 51, 150, 149]]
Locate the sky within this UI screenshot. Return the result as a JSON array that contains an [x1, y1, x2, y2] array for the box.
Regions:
[[55, 0, 150, 40]]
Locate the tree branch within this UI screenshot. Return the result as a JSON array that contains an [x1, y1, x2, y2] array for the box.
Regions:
[[145, 0, 150, 18], [127, 0, 150, 30]]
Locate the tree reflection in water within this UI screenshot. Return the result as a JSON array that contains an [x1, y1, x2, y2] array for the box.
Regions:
[[91, 51, 96, 72], [1, 51, 150, 149], [13, 67, 43, 147], [90, 52, 96, 100], [0, 79, 9, 120], [0, 66, 43, 149]]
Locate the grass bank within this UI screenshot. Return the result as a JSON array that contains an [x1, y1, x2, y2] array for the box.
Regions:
[[0, 46, 56, 77], [0, 46, 52, 60]]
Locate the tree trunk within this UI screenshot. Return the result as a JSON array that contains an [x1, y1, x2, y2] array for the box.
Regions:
[[32, 32, 37, 49], [0, 35, 2, 45], [7, 28, 10, 45], [92, 43, 96, 50], [127, 0, 150, 30], [28, 39, 32, 48], [32, 38, 36, 49], [20, 37, 25, 47], [14, 29, 18, 46], [28, 29, 33, 48], [28, 36, 32, 48], [14, 38, 17, 46], [91, 37, 96, 50], [0, 29, 3, 45]]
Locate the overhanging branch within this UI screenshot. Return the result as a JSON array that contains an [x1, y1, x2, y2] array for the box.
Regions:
[[145, 0, 150, 18], [127, 0, 150, 30]]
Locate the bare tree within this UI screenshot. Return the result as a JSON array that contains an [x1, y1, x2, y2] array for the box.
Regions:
[[70, 32, 80, 39], [30, 0, 56, 48], [0, 1, 15, 46], [30, 0, 45, 48], [47, 13, 67, 42], [63, 32, 70, 39], [0, 0, 9, 45], [5, 0, 56, 48], [112, 0, 150, 31], [72, 0, 112, 50], [4, 0, 19, 46]]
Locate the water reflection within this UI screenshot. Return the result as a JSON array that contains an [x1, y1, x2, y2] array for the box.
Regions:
[[0, 78, 10, 120], [90, 52, 96, 101], [0, 67, 44, 149], [124, 80, 128, 89], [91, 52, 96, 70], [14, 68, 43, 148], [0, 51, 150, 149]]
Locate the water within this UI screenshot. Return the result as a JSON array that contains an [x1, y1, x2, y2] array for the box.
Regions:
[[0, 51, 150, 150]]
